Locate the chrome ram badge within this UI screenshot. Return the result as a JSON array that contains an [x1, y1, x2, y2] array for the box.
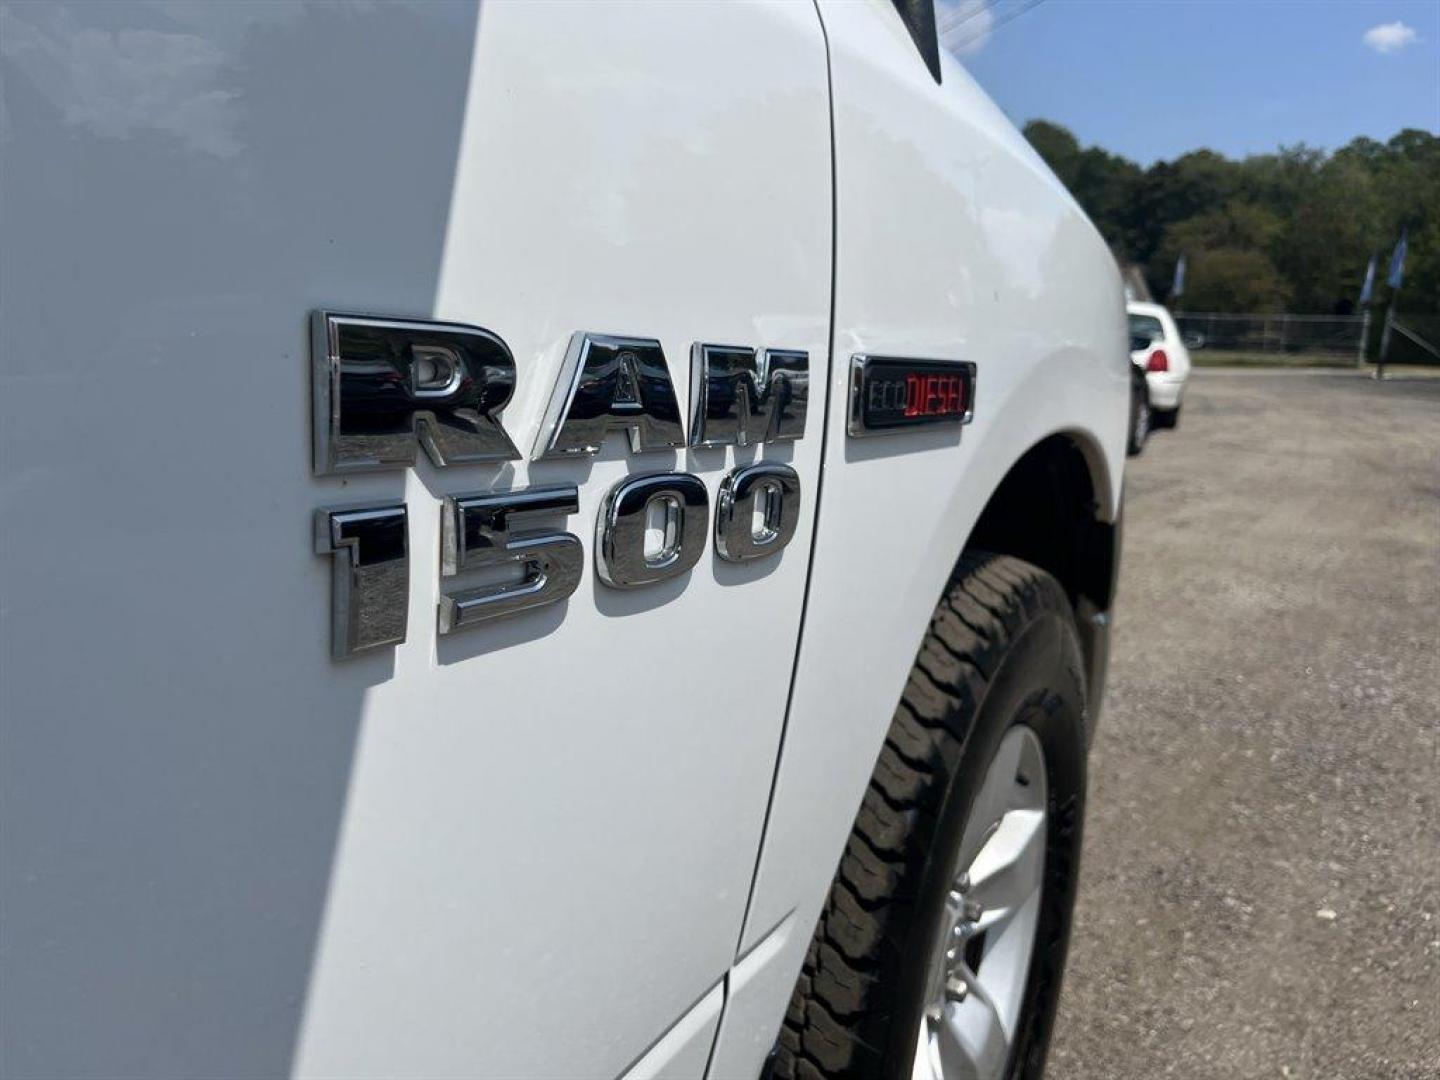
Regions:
[[533, 333, 686, 459], [688, 344, 808, 448], [312, 312, 520, 474], [311, 312, 808, 658]]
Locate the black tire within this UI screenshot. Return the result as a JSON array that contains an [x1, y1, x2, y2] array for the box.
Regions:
[[1127, 382, 1149, 457], [1151, 404, 1180, 430], [775, 553, 1089, 1079]]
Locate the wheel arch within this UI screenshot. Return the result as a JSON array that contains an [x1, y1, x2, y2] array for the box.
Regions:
[[963, 430, 1121, 730]]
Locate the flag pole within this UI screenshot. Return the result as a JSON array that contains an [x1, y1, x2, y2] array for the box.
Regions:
[[1377, 231, 1408, 381], [1377, 288, 1397, 380], [1356, 253, 1377, 371]]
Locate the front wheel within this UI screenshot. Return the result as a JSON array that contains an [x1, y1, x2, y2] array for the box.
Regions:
[[777, 554, 1089, 1079]]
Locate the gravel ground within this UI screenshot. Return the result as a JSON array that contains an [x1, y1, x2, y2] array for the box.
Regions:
[[1049, 370, 1440, 1079]]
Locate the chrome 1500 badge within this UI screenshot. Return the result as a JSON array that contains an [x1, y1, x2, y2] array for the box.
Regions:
[[311, 313, 808, 659]]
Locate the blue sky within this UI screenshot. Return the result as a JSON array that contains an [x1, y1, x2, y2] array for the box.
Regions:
[[948, 0, 1440, 164]]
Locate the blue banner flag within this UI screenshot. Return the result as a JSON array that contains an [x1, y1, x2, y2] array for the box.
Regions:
[[1172, 254, 1187, 298], [1387, 229, 1407, 289], [1359, 254, 1377, 305]]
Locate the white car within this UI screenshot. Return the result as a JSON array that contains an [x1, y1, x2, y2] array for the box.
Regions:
[[0, 3, 1127, 1078], [1128, 301, 1192, 427]]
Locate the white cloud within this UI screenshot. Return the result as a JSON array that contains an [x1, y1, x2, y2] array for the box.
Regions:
[[938, 0, 996, 57], [1362, 21, 1419, 54]]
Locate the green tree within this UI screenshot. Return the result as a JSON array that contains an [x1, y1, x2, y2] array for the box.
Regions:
[[1021, 120, 1081, 186], [1182, 249, 1291, 312], [1272, 155, 1379, 313], [1020, 120, 1438, 315], [1071, 146, 1144, 260], [1163, 202, 1284, 253], [1151, 203, 1289, 310], [1371, 130, 1440, 313]]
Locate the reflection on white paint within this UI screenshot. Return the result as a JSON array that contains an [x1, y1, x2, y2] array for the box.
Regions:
[[0, 5, 253, 157]]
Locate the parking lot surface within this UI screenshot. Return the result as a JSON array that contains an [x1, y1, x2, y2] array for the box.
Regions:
[[1049, 370, 1440, 1079]]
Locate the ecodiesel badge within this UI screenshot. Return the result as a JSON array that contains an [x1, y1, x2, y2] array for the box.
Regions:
[[847, 356, 976, 437]]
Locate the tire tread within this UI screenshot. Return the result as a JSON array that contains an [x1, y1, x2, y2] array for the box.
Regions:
[[774, 552, 1072, 1078]]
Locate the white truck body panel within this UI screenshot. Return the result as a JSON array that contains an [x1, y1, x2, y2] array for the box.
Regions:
[[2, 3, 830, 1076], [0, 2, 1124, 1077], [708, 6, 1126, 1074]]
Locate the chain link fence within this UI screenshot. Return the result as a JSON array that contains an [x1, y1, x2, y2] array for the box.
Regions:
[[1172, 311, 1440, 367], [1172, 313, 1365, 366], [1385, 314, 1440, 366]]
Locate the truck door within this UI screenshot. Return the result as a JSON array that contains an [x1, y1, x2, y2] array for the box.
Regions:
[[0, 3, 830, 1076]]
